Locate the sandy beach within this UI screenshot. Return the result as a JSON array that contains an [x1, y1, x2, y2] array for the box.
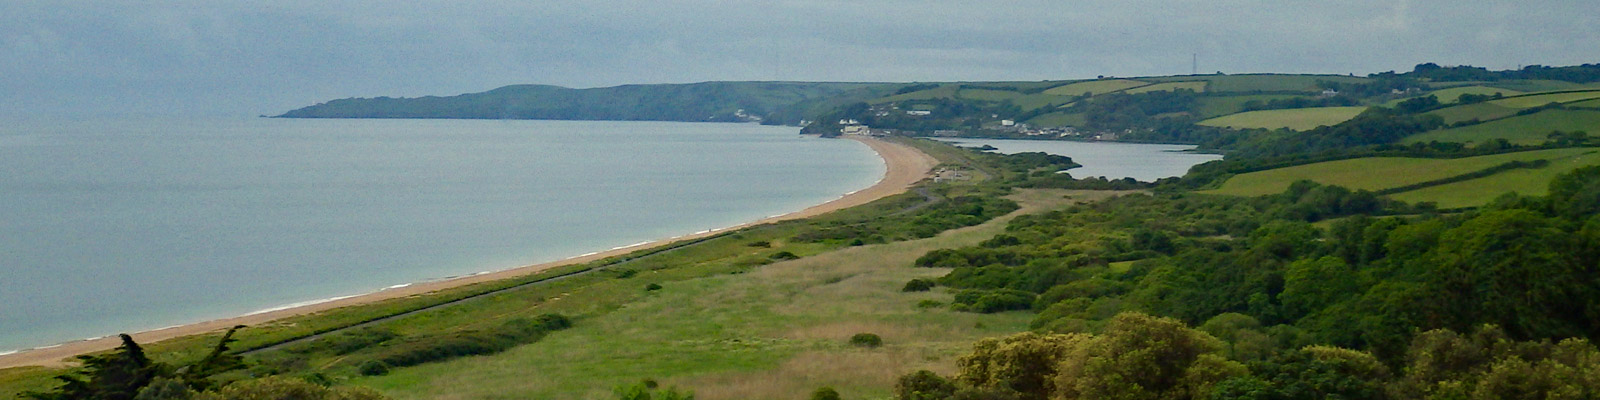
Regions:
[[0, 135, 937, 369]]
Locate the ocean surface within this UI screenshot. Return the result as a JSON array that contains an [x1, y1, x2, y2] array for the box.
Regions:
[[936, 138, 1223, 181], [0, 118, 887, 353]]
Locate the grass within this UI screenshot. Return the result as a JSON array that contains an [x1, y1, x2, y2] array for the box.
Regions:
[[1484, 80, 1597, 93], [347, 189, 1103, 400], [1388, 86, 1524, 106], [0, 367, 56, 398], [1193, 95, 1308, 118], [1146, 74, 1368, 92], [1427, 102, 1521, 125], [1200, 148, 1600, 197], [1487, 90, 1600, 108], [1011, 93, 1075, 112], [1389, 149, 1600, 209], [871, 86, 959, 104], [1124, 81, 1207, 94], [1571, 98, 1600, 109], [1197, 106, 1367, 131], [958, 89, 1022, 102], [1042, 79, 1148, 96], [1403, 109, 1600, 145], [1026, 112, 1087, 127]]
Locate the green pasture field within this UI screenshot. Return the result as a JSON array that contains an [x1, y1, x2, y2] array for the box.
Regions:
[[1124, 81, 1207, 94], [1011, 93, 1075, 111], [1389, 149, 1600, 209], [1488, 90, 1600, 108], [1200, 147, 1600, 197], [351, 189, 1101, 400], [1146, 74, 1368, 92], [1387, 86, 1524, 107], [1042, 79, 1148, 96], [871, 85, 959, 104], [1197, 106, 1367, 131], [1427, 102, 1521, 125], [1403, 109, 1600, 145], [1484, 79, 1597, 93], [1026, 112, 1088, 127], [957, 88, 1022, 102], [1193, 95, 1308, 118]]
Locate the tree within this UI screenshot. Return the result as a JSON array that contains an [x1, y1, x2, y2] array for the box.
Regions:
[[1054, 313, 1245, 400], [956, 332, 1088, 400]]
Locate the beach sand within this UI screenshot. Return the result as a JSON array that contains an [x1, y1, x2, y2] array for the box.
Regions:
[[0, 135, 937, 369]]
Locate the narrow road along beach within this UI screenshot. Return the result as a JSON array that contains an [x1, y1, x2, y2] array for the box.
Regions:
[[0, 135, 936, 369]]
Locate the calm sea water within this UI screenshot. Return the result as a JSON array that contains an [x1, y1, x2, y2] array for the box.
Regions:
[[937, 138, 1223, 181], [0, 118, 885, 352]]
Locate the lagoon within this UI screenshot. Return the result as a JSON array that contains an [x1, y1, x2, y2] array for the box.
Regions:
[[937, 138, 1222, 181]]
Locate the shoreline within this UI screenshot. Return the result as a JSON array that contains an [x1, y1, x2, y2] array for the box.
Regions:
[[0, 135, 937, 369]]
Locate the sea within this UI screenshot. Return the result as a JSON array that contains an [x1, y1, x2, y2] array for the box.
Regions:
[[936, 138, 1223, 181], [0, 119, 1222, 353], [0, 117, 887, 353]]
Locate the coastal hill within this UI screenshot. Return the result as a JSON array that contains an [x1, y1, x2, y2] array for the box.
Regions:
[[276, 81, 887, 125]]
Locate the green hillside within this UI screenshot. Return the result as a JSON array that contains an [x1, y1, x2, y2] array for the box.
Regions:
[[1403, 109, 1600, 145], [1197, 106, 1368, 131], [1124, 81, 1208, 94], [277, 81, 883, 124], [1146, 73, 1369, 92], [1202, 148, 1600, 196], [1388, 149, 1600, 208], [1193, 95, 1310, 118], [1042, 79, 1149, 96]]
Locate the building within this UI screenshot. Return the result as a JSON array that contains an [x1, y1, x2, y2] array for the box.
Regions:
[[906, 110, 932, 116]]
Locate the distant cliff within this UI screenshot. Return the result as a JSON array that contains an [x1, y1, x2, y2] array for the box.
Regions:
[[276, 81, 886, 125]]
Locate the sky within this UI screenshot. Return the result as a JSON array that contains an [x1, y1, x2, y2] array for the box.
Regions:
[[3, 0, 1598, 117]]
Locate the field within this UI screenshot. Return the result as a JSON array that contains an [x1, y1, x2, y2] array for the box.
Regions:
[[1124, 81, 1207, 94], [1572, 98, 1600, 108], [349, 189, 1100, 399], [956, 88, 1023, 102], [1389, 149, 1600, 208], [1193, 95, 1308, 118], [871, 85, 959, 104], [1011, 93, 1075, 111], [1427, 102, 1521, 125], [1146, 74, 1368, 92], [1042, 79, 1148, 96], [1197, 106, 1367, 131], [1200, 147, 1600, 197], [1487, 90, 1600, 108], [1483, 79, 1598, 93], [1389, 86, 1523, 106], [1403, 109, 1600, 145]]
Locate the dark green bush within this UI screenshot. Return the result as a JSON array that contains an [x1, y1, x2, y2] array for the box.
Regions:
[[849, 333, 883, 348], [811, 386, 841, 400], [903, 278, 937, 292], [357, 360, 390, 376], [951, 289, 1036, 313], [645, 283, 663, 291], [769, 251, 801, 260], [373, 313, 572, 368]]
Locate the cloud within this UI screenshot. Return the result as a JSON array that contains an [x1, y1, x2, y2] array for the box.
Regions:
[[1, 0, 1596, 116]]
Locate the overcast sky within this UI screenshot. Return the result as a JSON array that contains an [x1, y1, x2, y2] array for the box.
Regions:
[[3, 0, 1597, 117]]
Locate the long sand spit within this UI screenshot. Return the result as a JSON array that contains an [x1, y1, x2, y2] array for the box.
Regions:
[[0, 135, 937, 369]]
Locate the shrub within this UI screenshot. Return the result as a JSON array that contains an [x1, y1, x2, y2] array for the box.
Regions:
[[850, 333, 884, 348], [811, 386, 841, 400], [373, 313, 572, 368], [769, 251, 801, 260], [903, 278, 936, 292], [917, 300, 945, 309], [952, 289, 1037, 313], [614, 269, 638, 279], [747, 240, 771, 248], [645, 283, 663, 291], [357, 360, 390, 376]]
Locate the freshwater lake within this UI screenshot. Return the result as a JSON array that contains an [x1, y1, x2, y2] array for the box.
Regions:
[[0, 118, 886, 352], [937, 138, 1223, 181]]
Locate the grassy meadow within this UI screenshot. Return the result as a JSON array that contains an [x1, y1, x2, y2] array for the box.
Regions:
[[1388, 149, 1600, 208], [1192, 95, 1308, 118], [1042, 79, 1148, 96], [1197, 106, 1367, 131], [1403, 109, 1600, 145], [1124, 81, 1207, 94], [1201, 147, 1600, 197], [1487, 89, 1600, 108], [1145, 74, 1368, 92], [351, 189, 1102, 400]]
